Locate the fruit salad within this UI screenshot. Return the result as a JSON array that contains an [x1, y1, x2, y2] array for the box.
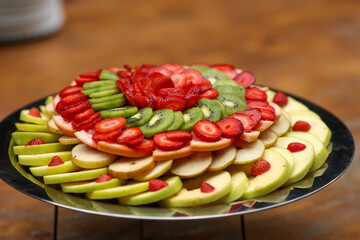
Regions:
[[10, 63, 332, 208]]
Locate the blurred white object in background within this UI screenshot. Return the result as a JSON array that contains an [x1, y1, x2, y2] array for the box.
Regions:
[[0, 0, 65, 43]]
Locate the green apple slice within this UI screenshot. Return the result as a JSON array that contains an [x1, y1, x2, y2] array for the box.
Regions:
[[15, 123, 50, 133], [20, 109, 49, 125], [43, 167, 108, 184], [288, 110, 321, 119], [241, 149, 291, 199], [13, 143, 74, 155], [286, 131, 329, 171], [30, 161, 82, 177], [18, 151, 72, 166], [159, 171, 232, 207], [274, 136, 315, 185], [86, 181, 149, 200], [269, 114, 291, 137], [133, 160, 173, 181], [47, 119, 64, 134], [267, 90, 309, 113], [170, 151, 212, 178], [61, 178, 125, 193], [259, 129, 278, 148], [233, 139, 265, 164], [40, 105, 53, 119], [58, 135, 81, 145], [71, 143, 117, 169], [270, 147, 294, 171], [12, 131, 61, 145], [118, 176, 182, 206], [208, 145, 236, 171]]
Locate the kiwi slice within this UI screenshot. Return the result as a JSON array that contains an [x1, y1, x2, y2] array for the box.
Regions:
[[190, 65, 231, 84], [83, 80, 116, 90], [217, 95, 247, 115], [167, 111, 185, 131], [82, 84, 117, 96], [195, 99, 222, 122], [89, 89, 120, 99], [126, 107, 154, 128], [91, 98, 127, 111], [180, 107, 205, 132], [100, 106, 138, 119], [214, 99, 228, 119], [139, 109, 175, 137], [89, 93, 125, 104], [99, 69, 120, 80], [213, 85, 245, 98]]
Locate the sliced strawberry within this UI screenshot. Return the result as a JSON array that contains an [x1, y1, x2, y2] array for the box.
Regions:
[[182, 69, 204, 84], [148, 73, 175, 93], [154, 133, 185, 151], [75, 112, 103, 131], [157, 88, 185, 98], [28, 107, 41, 118], [131, 71, 146, 84], [48, 156, 64, 167], [95, 174, 112, 183], [149, 179, 169, 192], [132, 138, 155, 153], [273, 91, 288, 107], [245, 87, 267, 101], [74, 108, 95, 123], [117, 127, 144, 145], [170, 72, 187, 88], [165, 130, 193, 142], [75, 77, 98, 86], [193, 120, 222, 142], [95, 117, 126, 133], [157, 96, 186, 111], [134, 92, 150, 109], [26, 138, 45, 146], [189, 62, 210, 67], [200, 182, 215, 193], [240, 108, 261, 126], [247, 101, 275, 112], [287, 142, 306, 152], [251, 159, 271, 176], [161, 63, 183, 73], [234, 71, 256, 88], [258, 108, 276, 121], [123, 64, 133, 71], [198, 80, 212, 93], [184, 93, 201, 109], [233, 137, 249, 148], [140, 64, 157, 71], [184, 84, 201, 96], [117, 71, 132, 78], [210, 64, 235, 71], [292, 120, 311, 132], [216, 118, 244, 139], [123, 89, 140, 108], [59, 86, 83, 98], [222, 69, 238, 79], [148, 67, 172, 76], [79, 72, 99, 79], [229, 113, 255, 132], [200, 89, 219, 99], [92, 130, 122, 143], [61, 100, 91, 118], [62, 92, 87, 106], [145, 92, 157, 110], [56, 100, 84, 113], [107, 67, 121, 72]]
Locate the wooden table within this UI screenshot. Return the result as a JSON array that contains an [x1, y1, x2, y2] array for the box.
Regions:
[[0, 0, 359, 239]]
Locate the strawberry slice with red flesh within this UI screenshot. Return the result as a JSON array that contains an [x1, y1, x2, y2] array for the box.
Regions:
[[56, 100, 85, 113], [240, 108, 261, 126], [161, 63, 183, 73], [157, 88, 185, 98], [107, 67, 121, 72], [29, 107, 41, 118], [198, 80, 212, 93], [79, 72, 100, 79], [148, 67, 172, 76], [216, 118, 244, 139], [95, 117, 126, 134], [123, 89, 140, 108], [184, 93, 201, 109], [145, 92, 157, 110], [92, 130, 122, 143], [149, 179, 169, 192], [134, 92, 151, 109], [222, 69, 238, 79], [74, 112, 102, 131], [247, 101, 275, 112], [210, 64, 235, 71], [117, 127, 144, 146], [62, 92, 87, 106], [117, 71, 132, 78], [200, 89, 219, 100], [165, 130, 193, 142], [148, 73, 175, 93], [154, 133, 185, 151], [74, 108, 95, 123], [193, 120, 222, 142], [26, 138, 45, 146], [287, 142, 306, 152], [234, 71, 256, 88], [200, 182, 215, 193], [258, 108, 276, 121], [132, 138, 155, 153], [48, 156, 64, 167], [229, 113, 255, 132], [157, 96, 186, 111], [59, 86, 83, 98], [75, 77, 98, 86], [182, 69, 204, 84], [292, 120, 311, 132], [273, 91, 288, 107], [245, 87, 267, 101], [131, 71, 146, 84], [170, 72, 187, 88], [95, 174, 112, 183], [61, 100, 92, 120], [251, 159, 271, 176]]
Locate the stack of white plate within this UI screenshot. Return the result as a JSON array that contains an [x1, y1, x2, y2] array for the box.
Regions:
[[0, 0, 65, 43]]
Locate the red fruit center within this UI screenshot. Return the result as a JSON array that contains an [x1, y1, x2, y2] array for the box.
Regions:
[[193, 120, 222, 142], [292, 121, 311, 132], [233, 71, 256, 88], [273, 92, 288, 107], [200, 182, 215, 193], [251, 159, 271, 176], [165, 130, 193, 142], [95, 117, 126, 133], [28, 107, 41, 118], [216, 117, 244, 139], [95, 174, 112, 183], [26, 138, 45, 146], [287, 142, 307, 152], [149, 179, 169, 192], [48, 156, 64, 167]]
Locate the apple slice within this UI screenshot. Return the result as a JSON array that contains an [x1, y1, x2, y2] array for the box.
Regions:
[[269, 114, 291, 137], [259, 129, 278, 148], [53, 115, 76, 137], [30, 161, 81, 177], [12, 131, 61, 145], [71, 143, 117, 169], [241, 149, 291, 199], [108, 156, 156, 179], [270, 147, 294, 171], [133, 160, 173, 181], [239, 131, 260, 142], [153, 145, 193, 162], [20, 109, 49, 125], [170, 152, 212, 178], [208, 145, 237, 171], [15, 123, 50, 133], [45, 102, 55, 116], [288, 110, 321, 119], [86, 181, 149, 200], [118, 176, 183, 206], [190, 137, 234, 151], [58, 135, 81, 145], [43, 167, 108, 184], [74, 130, 97, 149], [18, 151, 72, 166], [159, 171, 232, 207], [233, 139, 265, 164], [274, 136, 315, 185], [13, 143, 74, 155], [61, 178, 125, 193], [97, 141, 151, 158], [254, 120, 274, 132], [47, 119, 64, 134], [269, 102, 282, 121]]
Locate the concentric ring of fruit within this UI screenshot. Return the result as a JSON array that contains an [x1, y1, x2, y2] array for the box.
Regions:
[[11, 63, 332, 208]]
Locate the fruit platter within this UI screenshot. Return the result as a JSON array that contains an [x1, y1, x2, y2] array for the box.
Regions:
[[0, 63, 354, 219]]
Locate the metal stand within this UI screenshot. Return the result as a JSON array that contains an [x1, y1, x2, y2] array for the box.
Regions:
[[53, 206, 58, 240], [139, 220, 144, 240], [240, 215, 246, 240]]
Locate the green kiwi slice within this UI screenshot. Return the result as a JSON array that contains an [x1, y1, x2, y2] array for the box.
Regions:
[[213, 79, 240, 88], [213, 85, 245, 98], [89, 89, 120, 99], [82, 84, 117, 96], [83, 80, 116, 90], [180, 107, 205, 132], [99, 69, 120, 80], [195, 99, 222, 122], [214, 99, 228, 119], [139, 109, 175, 137], [91, 98, 127, 111], [100, 106, 138, 119], [126, 107, 153, 128], [167, 111, 184, 131], [89, 93, 125, 104], [217, 95, 247, 115], [190, 65, 231, 84]]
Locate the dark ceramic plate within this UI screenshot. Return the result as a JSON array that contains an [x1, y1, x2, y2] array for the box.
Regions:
[[0, 93, 355, 220]]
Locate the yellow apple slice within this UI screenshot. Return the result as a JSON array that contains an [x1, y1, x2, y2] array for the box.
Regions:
[[153, 145, 193, 162], [259, 129, 278, 148], [133, 160, 173, 181], [43, 167, 108, 184], [59, 135, 81, 145], [87, 181, 149, 200], [52, 115, 76, 137], [269, 114, 291, 137], [170, 152, 212, 178], [71, 143, 117, 169], [239, 131, 260, 142], [270, 147, 294, 172], [190, 137, 233, 151], [30, 161, 81, 177], [208, 145, 237, 171], [61, 178, 125, 193], [108, 156, 156, 180], [74, 130, 98, 149], [234, 139, 265, 164], [281, 109, 291, 122], [45, 102, 55, 116], [47, 119, 64, 134], [254, 120, 274, 132]]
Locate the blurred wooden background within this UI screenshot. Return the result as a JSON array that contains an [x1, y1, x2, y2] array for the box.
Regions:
[[0, 0, 359, 239]]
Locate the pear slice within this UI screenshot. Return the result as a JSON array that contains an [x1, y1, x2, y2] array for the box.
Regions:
[[13, 143, 74, 155], [47, 119, 64, 134], [159, 171, 232, 207], [12, 131, 61, 145], [270, 147, 294, 171], [208, 145, 236, 171], [190, 137, 233, 151], [241, 149, 291, 199], [234, 139, 265, 164], [18, 151, 72, 166], [153, 145, 193, 162], [240, 131, 260, 142], [259, 129, 278, 148], [269, 102, 282, 121], [44, 167, 108, 184], [20, 109, 49, 125], [254, 120, 274, 132], [59, 135, 81, 145], [133, 160, 173, 181], [30, 161, 81, 177], [274, 136, 315, 185], [15, 123, 50, 133], [269, 114, 291, 137], [288, 110, 321, 119], [71, 143, 117, 169], [61, 178, 125, 193], [109, 156, 156, 180], [170, 152, 212, 178], [118, 176, 183, 206]]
